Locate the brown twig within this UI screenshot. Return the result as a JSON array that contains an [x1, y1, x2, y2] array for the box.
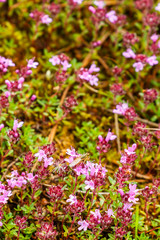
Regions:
[[48, 85, 70, 143], [114, 113, 121, 153], [135, 117, 159, 127], [2, 159, 19, 181], [96, 55, 112, 75]]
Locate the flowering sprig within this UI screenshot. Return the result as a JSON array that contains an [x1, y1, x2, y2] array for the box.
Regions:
[[113, 102, 137, 121], [0, 56, 15, 75], [30, 10, 52, 25], [77, 63, 100, 86], [49, 53, 71, 71], [7, 119, 24, 144]]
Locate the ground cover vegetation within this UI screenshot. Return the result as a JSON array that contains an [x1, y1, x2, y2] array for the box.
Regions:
[[0, 0, 160, 239]]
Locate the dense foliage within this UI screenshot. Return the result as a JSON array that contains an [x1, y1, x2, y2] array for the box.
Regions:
[[0, 0, 160, 239]]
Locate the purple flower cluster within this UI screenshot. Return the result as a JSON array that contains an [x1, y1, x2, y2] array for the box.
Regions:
[[77, 63, 100, 86], [7, 119, 24, 143], [0, 56, 15, 74], [113, 102, 137, 121], [116, 144, 137, 187], [30, 10, 52, 25], [7, 170, 37, 188], [96, 129, 117, 153]]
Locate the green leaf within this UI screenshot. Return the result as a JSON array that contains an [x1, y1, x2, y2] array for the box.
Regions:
[[108, 176, 116, 185]]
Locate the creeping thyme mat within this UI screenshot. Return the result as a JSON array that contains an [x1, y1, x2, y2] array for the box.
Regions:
[[0, 0, 160, 239]]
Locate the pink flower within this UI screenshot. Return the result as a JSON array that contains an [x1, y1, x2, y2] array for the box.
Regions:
[[66, 147, 79, 157], [5, 58, 15, 67], [27, 173, 35, 182], [16, 176, 27, 188], [11, 170, 19, 177], [27, 59, 39, 69], [74, 164, 83, 175], [133, 62, 144, 72], [150, 34, 159, 42], [0, 56, 15, 73], [61, 60, 71, 71], [13, 120, 24, 131], [78, 65, 99, 86], [7, 178, 19, 188], [65, 147, 80, 163], [123, 203, 133, 211], [105, 129, 117, 142], [89, 63, 100, 73], [5, 80, 11, 89], [94, 0, 105, 9], [18, 77, 25, 89], [31, 94, 37, 101], [73, 0, 83, 4], [106, 10, 118, 23], [124, 144, 137, 155], [107, 208, 114, 217], [49, 56, 61, 65], [41, 15, 52, 24], [0, 190, 12, 204], [4, 91, 11, 97], [0, 124, 4, 131], [78, 220, 89, 231], [49, 55, 71, 70], [118, 188, 124, 196], [84, 180, 95, 190], [44, 157, 53, 168], [155, 3, 160, 11], [122, 49, 136, 58], [88, 6, 96, 14], [90, 209, 101, 219], [113, 103, 129, 115], [66, 194, 77, 205], [34, 150, 46, 162], [88, 75, 99, 86], [128, 184, 139, 203], [146, 55, 158, 66]]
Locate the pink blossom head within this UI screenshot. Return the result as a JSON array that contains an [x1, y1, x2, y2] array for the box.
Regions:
[[49, 56, 61, 66], [146, 55, 158, 66], [105, 129, 117, 142], [122, 48, 136, 58], [133, 62, 144, 72], [78, 220, 89, 231], [41, 15, 52, 24], [88, 63, 100, 73], [90, 209, 102, 219], [124, 143, 137, 155], [5, 80, 11, 89], [61, 60, 71, 71], [4, 91, 11, 97], [88, 6, 96, 14], [84, 180, 95, 190], [107, 208, 114, 217], [13, 119, 24, 131], [106, 10, 118, 23], [27, 59, 39, 69], [155, 3, 160, 12], [113, 103, 129, 115], [150, 34, 159, 42], [31, 94, 37, 101], [66, 194, 77, 205], [98, 135, 103, 142], [94, 0, 105, 9]]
